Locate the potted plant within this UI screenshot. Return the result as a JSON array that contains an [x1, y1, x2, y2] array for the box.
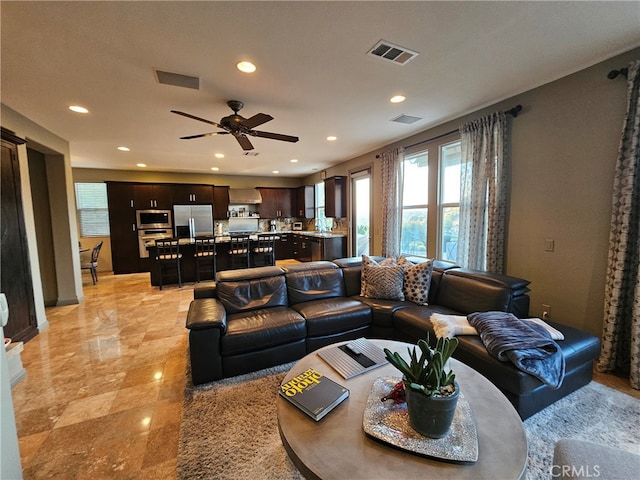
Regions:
[[383, 335, 459, 438]]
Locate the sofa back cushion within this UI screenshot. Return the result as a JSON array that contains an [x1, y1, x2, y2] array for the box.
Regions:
[[282, 261, 346, 304], [216, 267, 288, 314], [435, 268, 530, 315]]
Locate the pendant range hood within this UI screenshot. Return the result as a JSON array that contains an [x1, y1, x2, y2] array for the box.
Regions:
[[228, 188, 263, 205]]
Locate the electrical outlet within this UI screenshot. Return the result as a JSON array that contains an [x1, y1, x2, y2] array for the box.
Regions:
[[542, 304, 551, 320]]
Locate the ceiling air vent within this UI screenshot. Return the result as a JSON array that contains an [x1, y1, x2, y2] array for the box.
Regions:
[[367, 40, 418, 66], [391, 114, 423, 125], [154, 69, 200, 90]]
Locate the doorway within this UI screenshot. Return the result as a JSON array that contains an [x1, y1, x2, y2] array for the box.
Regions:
[[351, 169, 371, 256]]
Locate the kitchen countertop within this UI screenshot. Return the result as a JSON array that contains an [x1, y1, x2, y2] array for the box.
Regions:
[[145, 230, 346, 248]]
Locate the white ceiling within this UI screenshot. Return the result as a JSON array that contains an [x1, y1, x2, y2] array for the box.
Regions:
[[2, 1, 639, 178]]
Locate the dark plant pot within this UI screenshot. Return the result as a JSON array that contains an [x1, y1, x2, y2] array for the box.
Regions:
[[404, 381, 459, 439]]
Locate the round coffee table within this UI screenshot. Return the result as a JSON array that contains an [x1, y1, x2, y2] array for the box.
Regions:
[[277, 339, 527, 480]]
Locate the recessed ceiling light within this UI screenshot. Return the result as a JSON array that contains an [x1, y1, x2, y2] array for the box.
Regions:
[[117, 146, 130, 152], [136, 163, 147, 168], [390, 95, 406, 103], [236, 61, 256, 73], [290, 159, 298, 163], [327, 136, 337, 141], [69, 105, 89, 113], [272, 170, 279, 174], [214, 153, 225, 159], [211, 167, 219, 171]]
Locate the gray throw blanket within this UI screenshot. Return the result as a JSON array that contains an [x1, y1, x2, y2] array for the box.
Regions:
[[467, 311, 565, 389]]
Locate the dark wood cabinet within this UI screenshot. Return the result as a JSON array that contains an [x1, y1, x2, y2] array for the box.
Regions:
[[133, 183, 173, 209], [324, 176, 347, 218], [274, 233, 292, 260], [1, 129, 38, 343], [173, 184, 213, 205], [258, 187, 293, 218], [293, 234, 312, 262], [213, 186, 229, 220], [106, 182, 140, 274], [296, 185, 315, 218]]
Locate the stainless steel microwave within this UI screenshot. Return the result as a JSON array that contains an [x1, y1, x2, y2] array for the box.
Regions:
[[136, 209, 172, 229]]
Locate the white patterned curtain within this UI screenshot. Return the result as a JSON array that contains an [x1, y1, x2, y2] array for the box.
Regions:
[[457, 112, 508, 273], [597, 60, 640, 390], [380, 147, 404, 257]]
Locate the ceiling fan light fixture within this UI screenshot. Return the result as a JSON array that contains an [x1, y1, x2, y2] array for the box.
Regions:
[[237, 61, 256, 73]]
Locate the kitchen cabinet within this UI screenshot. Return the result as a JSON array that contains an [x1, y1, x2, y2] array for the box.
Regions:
[[292, 233, 347, 262], [258, 187, 293, 218], [213, 186, 229, 220], [324, 176, 347, 218], [296, 185, 315, 218], [274, 233, 292, 260], [173, 184, 213, 205], [106, 182, 140, 274], [134, 183, 173, 209]]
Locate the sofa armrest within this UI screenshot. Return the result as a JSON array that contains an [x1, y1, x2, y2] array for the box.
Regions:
[[194, 282, 217, 299], [186, 298, 227, 333]]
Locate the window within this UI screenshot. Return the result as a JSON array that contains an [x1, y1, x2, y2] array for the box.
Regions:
[[400, 152, 428, 257], [398, 136, 461, 260], [439, 141, 461, 261], [74, 183, 110, 237]]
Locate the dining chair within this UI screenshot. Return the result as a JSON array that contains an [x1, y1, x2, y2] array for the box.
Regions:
[[81, 241, 103, 285], [228, 234, 251, 269], [155, 238, 182, 290], [252, 235, 277, 267], [194, 236, 217, 282]]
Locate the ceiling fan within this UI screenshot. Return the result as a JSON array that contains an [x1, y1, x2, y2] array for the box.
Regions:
[[171, 100, 299, 151]]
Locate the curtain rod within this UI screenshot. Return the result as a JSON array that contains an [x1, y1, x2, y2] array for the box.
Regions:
[[376, 104, 523, 157], [607, 67, 628, 79]]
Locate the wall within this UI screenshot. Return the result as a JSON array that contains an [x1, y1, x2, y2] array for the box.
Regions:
[[307, 48, 639, 338]]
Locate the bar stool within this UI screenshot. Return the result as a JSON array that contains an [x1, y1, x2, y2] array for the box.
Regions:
[[194, 236, 217, 282], [252, 235, 277, 267], [155, 238, 182, 290], [229, 234, 251, 269]]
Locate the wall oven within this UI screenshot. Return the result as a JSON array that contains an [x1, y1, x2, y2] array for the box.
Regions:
[[136, 209, 172, 230], [138, 229, 172, 258]]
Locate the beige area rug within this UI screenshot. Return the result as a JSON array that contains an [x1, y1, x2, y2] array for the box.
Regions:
[[178, 363, 640, 480]]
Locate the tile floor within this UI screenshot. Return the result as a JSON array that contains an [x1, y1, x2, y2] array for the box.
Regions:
[[12, 272, 192, 480], [9, 269, 639, 480]]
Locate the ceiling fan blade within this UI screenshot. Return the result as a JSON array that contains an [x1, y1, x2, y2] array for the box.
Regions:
[[235, 134, 254, 151], [252, 130, 299, 143], [180, 132, 230, 140], [171, 110, 223, 128], [240, 113, 273, 129]]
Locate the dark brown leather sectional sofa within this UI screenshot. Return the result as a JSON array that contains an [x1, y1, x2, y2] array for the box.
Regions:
[[186, 257, 600, 419]]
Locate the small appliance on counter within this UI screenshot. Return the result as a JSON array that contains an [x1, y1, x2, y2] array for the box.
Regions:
[[269, 220, 277, 232], [292, 222, 303, 231]]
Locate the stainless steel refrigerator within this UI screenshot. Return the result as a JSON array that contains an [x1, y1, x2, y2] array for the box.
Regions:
[[173, 205, 214, 240]]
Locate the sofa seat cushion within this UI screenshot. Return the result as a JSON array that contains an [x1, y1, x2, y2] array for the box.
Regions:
[[354, 296, 411, 328], [392, 305, 461, 341], [221, 306, 306, 356], [292, 297, 371, 337]]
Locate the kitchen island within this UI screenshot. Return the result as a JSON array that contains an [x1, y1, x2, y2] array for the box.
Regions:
[[146, 231, 347, 287]]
